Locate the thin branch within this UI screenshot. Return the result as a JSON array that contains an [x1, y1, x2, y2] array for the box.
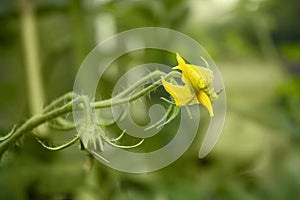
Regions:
[[36, 135, 80, 151], [109, 129, 126, 142], [0, 71, 180, 158], [145, 105, 173, 131], [0, 125, 17, 141], [48, 118, 76, 131], [113, 70, 164, 98], [43, 92, 75, 113]]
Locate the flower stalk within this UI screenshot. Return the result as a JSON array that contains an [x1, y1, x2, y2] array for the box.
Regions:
[[0, 54, 220, 161], [0, 70, 179, 159]]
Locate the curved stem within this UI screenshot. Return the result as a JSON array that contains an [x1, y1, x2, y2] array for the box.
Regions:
[[113, 70, 164, 98], [43, 92, 75, 113], [36, 135, 80, 151], [48, 118, 76, 131], [0, 99, 76, 158], [109, 129, 126, 142], [0, 125, 17, 141], [93, 71, 180, 109], [145, 104, 173, 131], [0, 71, 180, 159]]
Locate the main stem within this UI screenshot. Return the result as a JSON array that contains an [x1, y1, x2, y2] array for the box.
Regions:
[[0, 71, 180, 159], [0, 101, 73, 158], [20, 0, 47, 136]]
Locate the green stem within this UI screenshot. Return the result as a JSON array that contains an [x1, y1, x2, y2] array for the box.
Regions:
[[36, 135, 80, 151], [0, 71, 180, 159], [0, 125, 17, 141], [81, 96, 94, 125], [113, 70, 164, 98], [48, 118, 76, 131], [93, 71, 180, 108], [0, 100, 75, 158], [46, 71, 166, 130], [43, 92, 75, 113], [20, 0, 46, 136]]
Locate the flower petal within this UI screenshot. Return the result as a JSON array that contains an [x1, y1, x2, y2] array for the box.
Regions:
[[176, 53, 186, 67], [197, 90, 214, 117], [162, 78, 197, 106]]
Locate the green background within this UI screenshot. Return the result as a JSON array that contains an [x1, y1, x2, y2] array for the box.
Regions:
[[0, 0, 300, 199]]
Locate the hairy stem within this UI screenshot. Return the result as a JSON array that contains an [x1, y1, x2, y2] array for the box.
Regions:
[[113, 70, 164, 98], [20, 0, 47, 137], [43, 92, 75, 113], [0, 100, 75, 158], [0, 71, 179, 159]]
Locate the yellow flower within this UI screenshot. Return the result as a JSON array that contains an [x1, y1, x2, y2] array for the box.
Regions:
[[162, 53, 218, 117]]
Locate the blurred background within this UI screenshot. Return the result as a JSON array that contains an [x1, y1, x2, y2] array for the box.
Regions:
[[0, 0, 300, 199]]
